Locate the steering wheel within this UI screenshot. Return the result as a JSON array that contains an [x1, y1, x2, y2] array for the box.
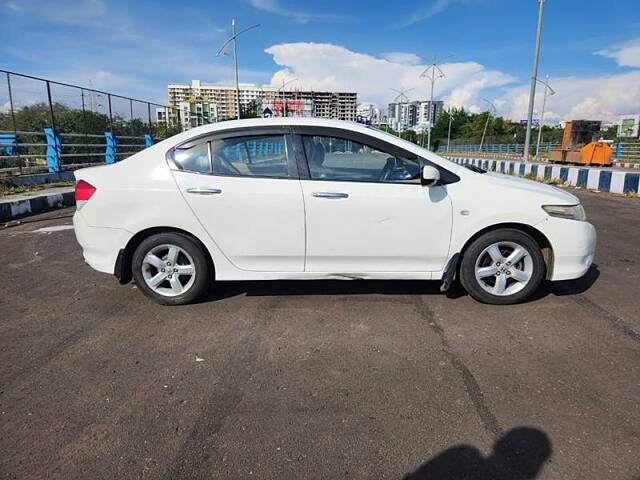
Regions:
[[379, 157, 397, 182], [213, 154, 242, 175]]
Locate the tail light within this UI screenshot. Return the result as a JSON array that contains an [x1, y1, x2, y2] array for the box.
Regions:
[[75, 180, 96, 210]]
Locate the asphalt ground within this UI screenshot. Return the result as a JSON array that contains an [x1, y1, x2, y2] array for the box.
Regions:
[[1, 189, 639, 480]]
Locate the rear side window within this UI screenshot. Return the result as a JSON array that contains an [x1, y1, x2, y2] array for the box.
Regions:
[[173, 141, 211, 173], [211, 135, 290, 178]]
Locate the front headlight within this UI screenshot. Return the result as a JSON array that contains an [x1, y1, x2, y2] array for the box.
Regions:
[[542, 204, 587, 221]]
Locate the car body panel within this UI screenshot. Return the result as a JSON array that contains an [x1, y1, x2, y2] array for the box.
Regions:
[[300, 180, 452, 272], [173, 171, 306, 272]]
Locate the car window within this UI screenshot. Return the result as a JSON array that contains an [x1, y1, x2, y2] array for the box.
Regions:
[[301, 135, 420, 183], [173, 141, 211, 173], [211, 134, 289, 178]]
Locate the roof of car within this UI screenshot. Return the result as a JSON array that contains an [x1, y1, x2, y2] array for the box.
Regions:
[[192, 117, 370, 133]]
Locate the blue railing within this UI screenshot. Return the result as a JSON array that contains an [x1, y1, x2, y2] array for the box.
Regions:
[[438, 141, 640, 162], [438, 142, 559, 154], [0, 129, 156, 174]]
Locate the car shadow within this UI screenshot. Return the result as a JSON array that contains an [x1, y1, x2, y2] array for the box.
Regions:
[[196, 264, 599, 304], [403, 426, 552, 480], [541, 263, 600, 298], [198, 278, 468, 303]]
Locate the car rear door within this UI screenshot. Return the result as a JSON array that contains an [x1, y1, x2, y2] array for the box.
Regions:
[[292, 127, 454, 273], [170, 128, 305, 272]]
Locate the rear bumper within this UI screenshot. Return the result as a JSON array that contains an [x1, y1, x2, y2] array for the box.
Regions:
[[536, 217, 596, 281], [73, 211, 133, 274]]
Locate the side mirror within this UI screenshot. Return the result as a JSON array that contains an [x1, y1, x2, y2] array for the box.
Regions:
[[421, 165, 441, 186]]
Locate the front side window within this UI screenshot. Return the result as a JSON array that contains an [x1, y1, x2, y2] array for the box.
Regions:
[[211, 134, 289, 178], [173, 141, 211, 173], [302, 135, 420, 183]]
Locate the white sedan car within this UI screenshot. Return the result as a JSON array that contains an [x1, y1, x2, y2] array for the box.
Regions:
[[73, 118, 596, 305]]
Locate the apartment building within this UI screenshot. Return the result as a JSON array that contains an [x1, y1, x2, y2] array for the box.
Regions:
[[387, 100, 444, 132], [166, 80, 357, 124]]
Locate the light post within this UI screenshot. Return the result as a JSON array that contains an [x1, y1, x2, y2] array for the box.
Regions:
[[216, 19, 260, 120], [390, 87, 414, 137], [523, 0, 546, 162], [447, 108, 454, 152], [420, 55, 451, 150], [535, 75, 555, 158], [277, 77, 298, 117], [479, 99, 496, 153]]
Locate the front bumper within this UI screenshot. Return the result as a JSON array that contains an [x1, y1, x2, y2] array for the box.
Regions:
[[535, 216, 597, 281], [73, 210, 132, 274]]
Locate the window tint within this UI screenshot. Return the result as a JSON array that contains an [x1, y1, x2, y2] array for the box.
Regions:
[[211, 135, 289, 178], [302, 135, 420, 183], [173, 141, 211, 173]]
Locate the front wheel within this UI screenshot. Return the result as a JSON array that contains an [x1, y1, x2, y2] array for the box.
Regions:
[[459, 229, 545, 305], [132, 232, 211, 305]]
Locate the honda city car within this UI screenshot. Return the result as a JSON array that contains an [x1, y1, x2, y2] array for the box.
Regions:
[[73, 118, 596, 305]]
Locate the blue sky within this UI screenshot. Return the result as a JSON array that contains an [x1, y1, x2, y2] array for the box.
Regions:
[[1, 0, 639, 121]]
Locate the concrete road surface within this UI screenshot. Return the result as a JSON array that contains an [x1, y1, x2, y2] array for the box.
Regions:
[[1, 189, 639, 479]]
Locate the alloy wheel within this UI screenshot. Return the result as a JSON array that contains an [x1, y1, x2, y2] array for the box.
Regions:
[[474, 241, 534, 296], [141, 244, 196, 297]]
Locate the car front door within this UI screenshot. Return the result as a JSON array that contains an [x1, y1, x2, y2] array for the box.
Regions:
[[294, 128, 454, 273], [171, 129, 305, 272]]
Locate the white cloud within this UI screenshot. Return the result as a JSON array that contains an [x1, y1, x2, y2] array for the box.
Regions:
[[403, 0, 455, 25], [265, 41, 640, 122], [596, 38, 640, 68], [264, 42, 514, 108], [497, 71, 640, 122], [247, 0, 347, 23], [380, 52, 422, 65]]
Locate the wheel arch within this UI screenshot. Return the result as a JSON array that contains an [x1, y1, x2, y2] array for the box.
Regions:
[[457, 223, 554, 280], [115, 226, 215, 284]]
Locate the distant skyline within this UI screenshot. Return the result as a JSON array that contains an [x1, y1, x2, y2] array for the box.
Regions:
[[1, 0, 639, 121]]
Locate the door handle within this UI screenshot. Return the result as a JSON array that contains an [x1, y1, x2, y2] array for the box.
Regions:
[[186, 187, 222, 195], [312, 192, 349, 199]]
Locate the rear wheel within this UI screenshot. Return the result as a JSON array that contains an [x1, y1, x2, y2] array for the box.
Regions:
[[459, 229, 545, 305], [132, 232, 210, 305]]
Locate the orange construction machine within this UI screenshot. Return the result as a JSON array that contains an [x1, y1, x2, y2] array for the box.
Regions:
[[548, 120, 612, 166]]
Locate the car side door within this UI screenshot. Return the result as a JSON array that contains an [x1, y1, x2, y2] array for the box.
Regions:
[[170, 128, 305, 272], [293, 127, 454, 273]]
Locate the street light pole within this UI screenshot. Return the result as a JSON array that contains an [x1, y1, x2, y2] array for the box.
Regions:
[[447, 108, 453, 152], [523, 0, 545, 162], [420, 57, 449, 151], [479, 99, 496, 153], [277, 77, 298, 117], [231, 19, 240, 120], [217, 19, 260, 120], [535, 74, 555, 158]]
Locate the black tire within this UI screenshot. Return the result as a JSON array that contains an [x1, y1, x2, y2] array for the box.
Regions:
[[132, 232, 211, 305], [459, 228, 545, 305]]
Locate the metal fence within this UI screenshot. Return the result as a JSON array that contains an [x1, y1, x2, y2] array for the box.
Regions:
[[438, 141, 640, 162], [0, 70, 211, 177]]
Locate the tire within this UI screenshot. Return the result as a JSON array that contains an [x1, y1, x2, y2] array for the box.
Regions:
[[132, 232, 211, 305], [459, 228, 545, 305]]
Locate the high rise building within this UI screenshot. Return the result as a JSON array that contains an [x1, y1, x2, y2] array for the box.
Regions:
[[387, 100, 444, 132], [166, 80, 357, 126]]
